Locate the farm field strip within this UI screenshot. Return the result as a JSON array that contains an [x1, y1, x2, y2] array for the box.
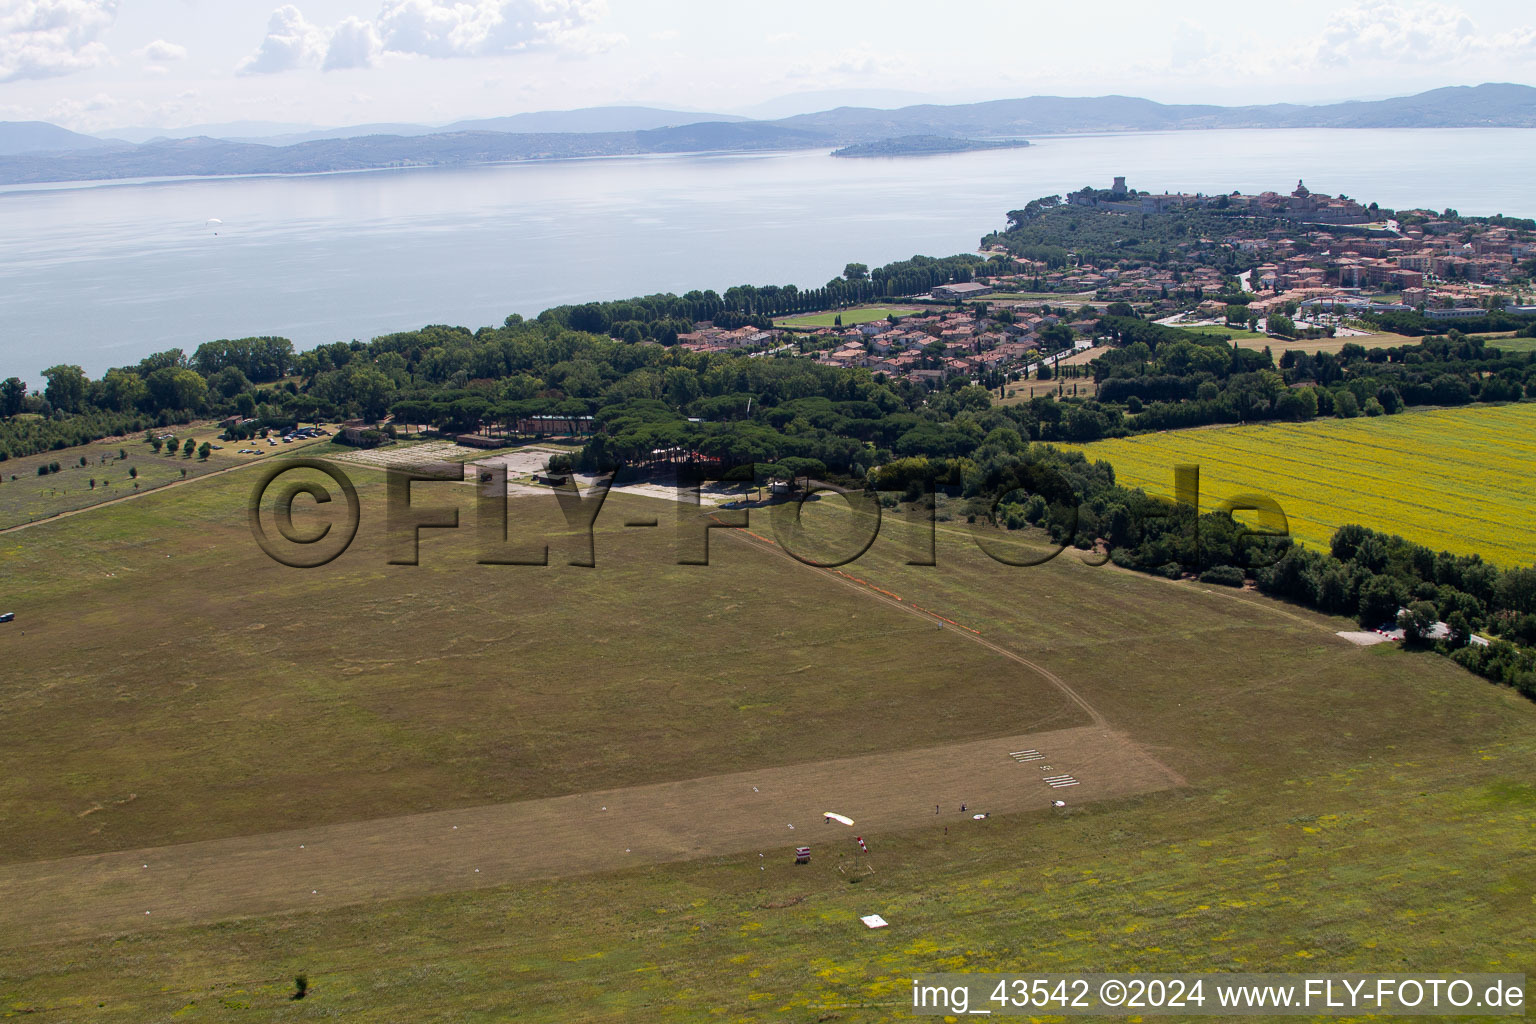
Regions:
[[1082, 447, 1526, 566], [1155, 437, 1521, 527], [1077, 440, 1512, 544], [1067, 404, 1536, 565]]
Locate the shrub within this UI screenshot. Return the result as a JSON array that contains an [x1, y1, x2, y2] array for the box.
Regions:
[[1199, 565, 1246, 587]]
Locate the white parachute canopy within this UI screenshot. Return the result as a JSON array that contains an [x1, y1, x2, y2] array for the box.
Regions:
[[823, 812, 854, 826], [205, 218, 223, 227]]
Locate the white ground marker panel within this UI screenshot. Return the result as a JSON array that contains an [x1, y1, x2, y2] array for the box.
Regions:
[[1043, 774, 1079, 788], [1010, 749, 1045, 763]]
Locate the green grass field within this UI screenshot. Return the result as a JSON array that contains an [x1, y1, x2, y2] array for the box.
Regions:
[[1490, 335, 1536, 353], [1, 450, 1534, 1019], [1066, 403, 1536, 566], [1179, 324, 1267, 341], [0, 425, 341, 531], [0, 468, 1075, 863], [774, 306, 920, 328], [0, 430, 237, 530]]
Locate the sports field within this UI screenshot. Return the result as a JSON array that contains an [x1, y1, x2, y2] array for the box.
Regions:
[[1066, 403, 1536, 566], [1, 453, 1534, 1018], [1179, 324, 1267, 341], [1491, 335, 1536, 353], [774, 306, 920, 328]]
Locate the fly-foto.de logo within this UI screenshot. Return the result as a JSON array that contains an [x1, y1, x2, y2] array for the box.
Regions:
[[248, 459, 1289, 571]]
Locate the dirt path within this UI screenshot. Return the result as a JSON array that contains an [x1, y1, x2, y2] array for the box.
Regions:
[[716, 513, 1112, 728], [805, 554, 1107, 728], [0, 725, 1178, 947]]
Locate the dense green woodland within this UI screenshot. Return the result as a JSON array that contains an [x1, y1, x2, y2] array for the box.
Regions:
[[984, 199, 1294, 277], [3, 228, 1534, 700], [1092, 317, 1536, 430]]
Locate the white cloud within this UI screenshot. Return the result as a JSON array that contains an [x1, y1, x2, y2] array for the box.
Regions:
[[241, 0, 618, 74], [1307, 1, 1536, 67], [648, 28, 677, 42], [0, 0, 117, 83], [1313, 1, 1479, 65], [31, 87, 211, 134], [787, 46, 911, 81], [323, 16, 380, 70], [1046, 1, 1536, 95], [238, 5, 328, 74], [135, 38, 187, 63]]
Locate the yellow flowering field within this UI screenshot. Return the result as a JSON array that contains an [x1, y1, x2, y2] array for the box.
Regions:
[[1066, 403, 1536, 566]]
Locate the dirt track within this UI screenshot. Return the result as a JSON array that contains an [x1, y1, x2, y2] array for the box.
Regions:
[[0, 725, 1179, 947], [718, 513, 1110, 728]]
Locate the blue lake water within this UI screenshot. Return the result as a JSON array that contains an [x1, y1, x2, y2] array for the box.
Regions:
[[1, 127, 1534, 380]]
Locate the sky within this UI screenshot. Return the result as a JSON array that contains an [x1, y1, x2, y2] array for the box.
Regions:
[[1, 0, 1535, 133]]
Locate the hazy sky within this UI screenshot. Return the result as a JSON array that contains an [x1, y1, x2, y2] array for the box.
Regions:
[[2, 0, 1535, 132]]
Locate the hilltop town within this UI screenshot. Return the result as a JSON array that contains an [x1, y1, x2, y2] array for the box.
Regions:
[[990, 178, 1536, 318], [664, 179, 1536, 389]]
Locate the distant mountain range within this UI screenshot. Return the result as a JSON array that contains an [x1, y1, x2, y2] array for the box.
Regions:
[[777, 83, 1536, 136], [0, 122, 827, 184], [0, 121, 121, 157], [2, 84, 1533, 186], [105, 106, 745, 147]]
